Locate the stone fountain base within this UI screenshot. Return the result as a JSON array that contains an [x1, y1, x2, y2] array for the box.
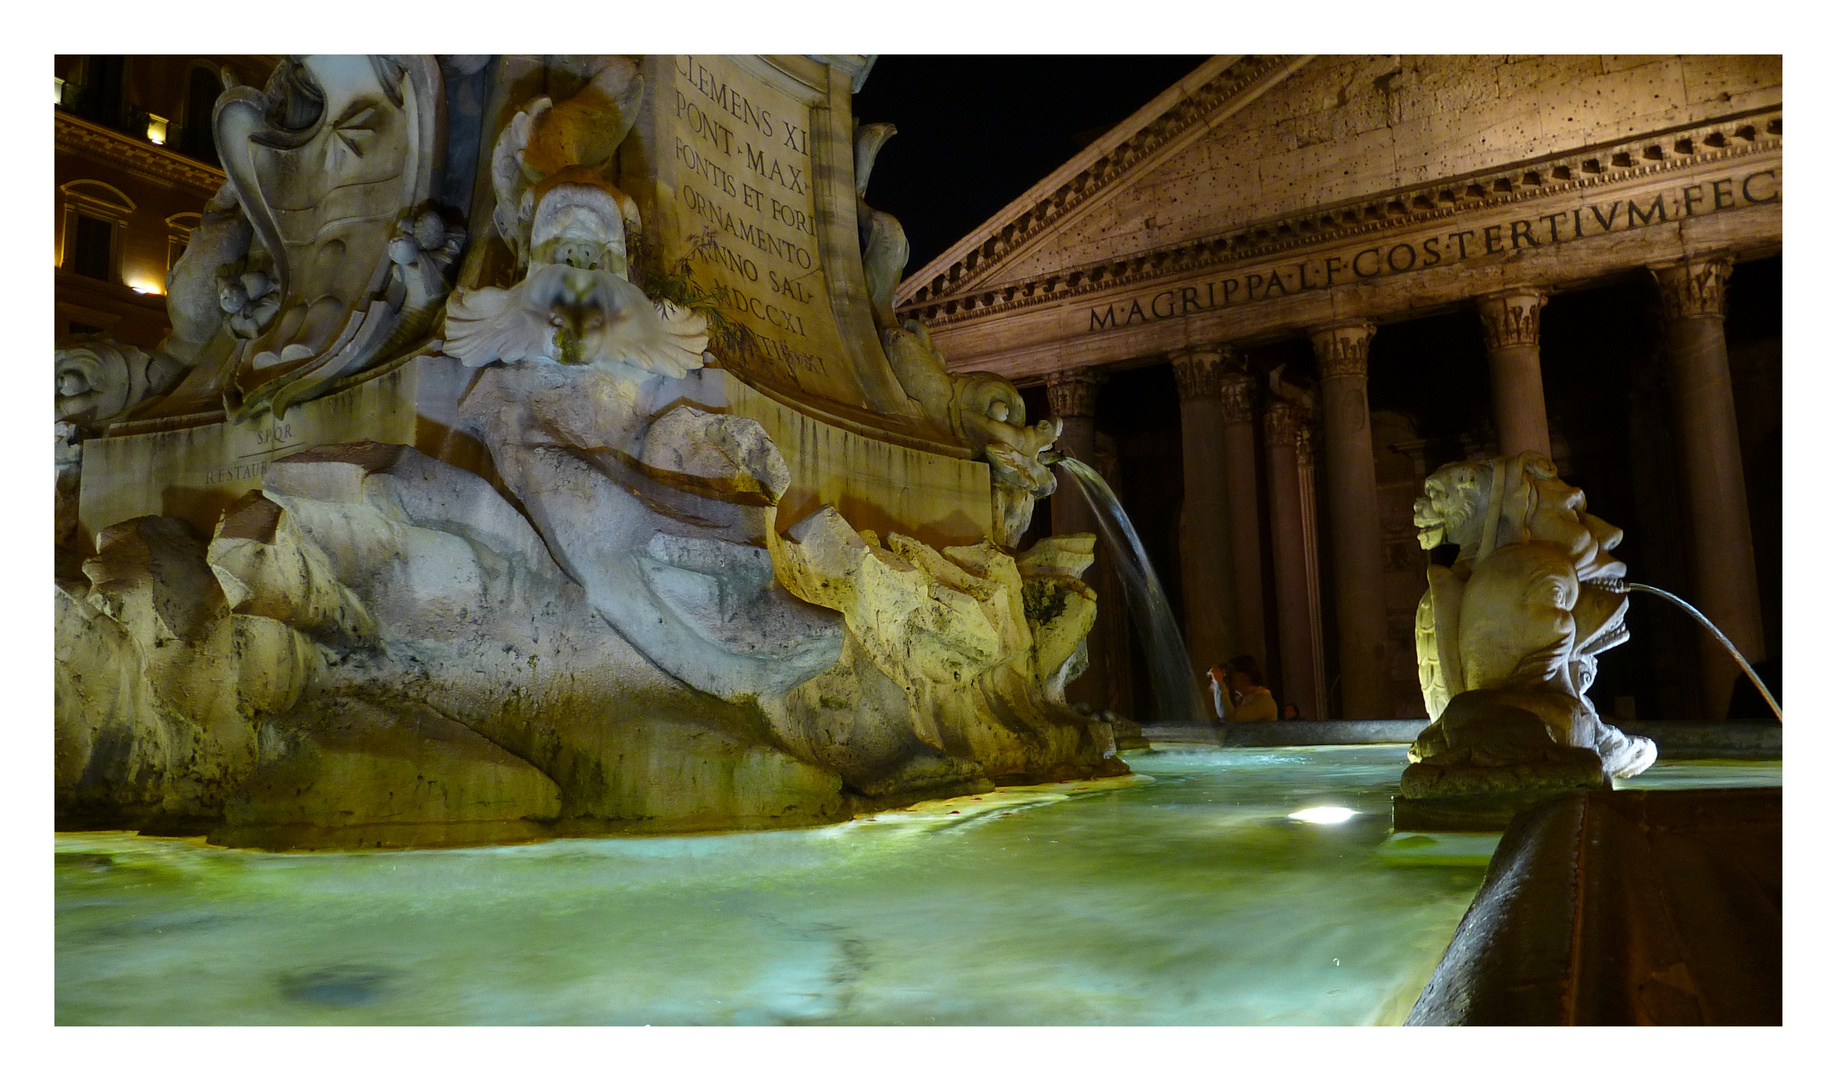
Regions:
[[55, 438, 1124, 850], [1408, 787, 1781, 1024]]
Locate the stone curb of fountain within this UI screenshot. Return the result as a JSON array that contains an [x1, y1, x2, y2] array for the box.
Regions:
[[1138, 720, 1781, 759], [1139, 720, 1429, 747], [1618, 721, 1782, 759]]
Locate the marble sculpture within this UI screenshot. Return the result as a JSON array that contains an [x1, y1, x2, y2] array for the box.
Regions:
[[853, 122, 1062, 548], [1406, 451, 1657, 798], [54, 55, 1120, 847]]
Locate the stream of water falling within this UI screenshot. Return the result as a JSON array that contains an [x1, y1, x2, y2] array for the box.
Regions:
[[1610, 581, 1783, 721], [1053, 455, 1208, 726]]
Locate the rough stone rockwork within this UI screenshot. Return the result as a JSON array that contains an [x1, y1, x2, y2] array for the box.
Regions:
[[55, 426, 1119, 845], [54, 54, 1120, 849]]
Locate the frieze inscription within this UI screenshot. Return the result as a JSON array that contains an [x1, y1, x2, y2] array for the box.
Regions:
[[1087, 168, 1781, 333]]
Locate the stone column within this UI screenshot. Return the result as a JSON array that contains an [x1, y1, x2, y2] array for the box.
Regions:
[[1651, 256, 1767, 718], [1046, 368, 1109, 708], [1169, 347, 1235, 679], [1297, 425, 1329, 716], [1264, 399, 1321, 721], [1219, 363, 1267, 666], [1475, 288, 1553, 458], [1309, 322, 1392, 719], [1046, 369, 1104, 537]]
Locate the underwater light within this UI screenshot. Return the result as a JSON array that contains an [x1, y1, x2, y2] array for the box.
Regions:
[[1289, 806, 1358, 825]]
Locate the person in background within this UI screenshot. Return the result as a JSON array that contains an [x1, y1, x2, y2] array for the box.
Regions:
[[1207, 655, 1278, 723], [1282, 703, 1304, 721]]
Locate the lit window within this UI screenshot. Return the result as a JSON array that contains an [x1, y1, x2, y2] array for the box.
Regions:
[[146, 114, 168, 145], [53, 76, 65, 106], [58, 179, 134, 285]]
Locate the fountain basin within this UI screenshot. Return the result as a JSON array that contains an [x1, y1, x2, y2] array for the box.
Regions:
[[54, 744, 1777, 1025]]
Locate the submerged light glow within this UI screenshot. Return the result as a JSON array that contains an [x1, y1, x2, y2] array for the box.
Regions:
[[1289, 806, 1358, 825]]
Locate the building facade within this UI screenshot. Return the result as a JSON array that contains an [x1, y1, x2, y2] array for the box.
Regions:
[[54, 55, 278, 347], [898, 55, 1783, 721]]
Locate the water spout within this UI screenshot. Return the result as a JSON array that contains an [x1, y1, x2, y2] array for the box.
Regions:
[[1604, 580, 1782, 722], [1053, 455, 1209, 727]]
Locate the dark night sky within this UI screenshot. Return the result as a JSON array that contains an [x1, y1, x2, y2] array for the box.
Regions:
[[850, 55, 1207, 274]]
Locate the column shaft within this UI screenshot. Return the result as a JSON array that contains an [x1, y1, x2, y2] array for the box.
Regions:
[[1220, 371, 1267, 666], [1265, 400, 1321, 720], [1652, 257, 1767, 717], [1476, 289, 1552, 458], [1310, 322, 1392, 719], [1170, 348, 1235, 678], [1297, 428, 1329, 716], [1046, 369, 1109, 709]]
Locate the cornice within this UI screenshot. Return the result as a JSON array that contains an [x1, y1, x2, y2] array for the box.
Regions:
[[55, 111, 225, 198], [900, 105, 1782, 329], [895, 55, 1308, 306]]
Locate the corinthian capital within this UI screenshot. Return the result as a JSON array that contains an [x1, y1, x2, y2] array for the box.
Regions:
[[1045, 367, 1105, 418], [1476, 289, 1547, 350], [1168, 345, 1231, 400], [1309, 321, 1375, 380], [1270, 398, 1299, 444], [1219, 370, 1257, 423], [1264, 399, 1301, 448], [1651, 255, 1735, 320]]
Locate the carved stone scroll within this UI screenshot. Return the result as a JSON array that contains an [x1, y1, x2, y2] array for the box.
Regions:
[[216, 56, 456, 419]]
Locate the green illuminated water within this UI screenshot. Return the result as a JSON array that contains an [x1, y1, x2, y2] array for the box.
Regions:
[[53, 745, 1779, 1026]]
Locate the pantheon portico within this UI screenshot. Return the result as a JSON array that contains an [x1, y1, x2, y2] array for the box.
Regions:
[[897, 55, 1782, 721]]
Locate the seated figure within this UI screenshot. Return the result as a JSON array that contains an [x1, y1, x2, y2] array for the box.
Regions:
[[1406, 451, 1656, 797], [1208, 655, 1277, 723]]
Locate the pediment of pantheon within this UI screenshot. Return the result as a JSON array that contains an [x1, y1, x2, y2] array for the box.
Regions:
[[897, 55, 1782, 381]]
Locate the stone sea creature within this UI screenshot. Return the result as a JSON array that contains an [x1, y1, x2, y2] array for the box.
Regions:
[[55, 336, 184, 430], [853, 121, 907, 334], [1406, 450, 1655, 796]]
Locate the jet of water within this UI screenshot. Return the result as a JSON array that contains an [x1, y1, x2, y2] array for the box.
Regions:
[[1602, 580, 1781, 722], [1050, 454, 1209, 728]]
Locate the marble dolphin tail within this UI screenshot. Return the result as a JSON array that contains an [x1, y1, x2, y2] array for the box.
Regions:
[[1605, 580, 1783, 722]]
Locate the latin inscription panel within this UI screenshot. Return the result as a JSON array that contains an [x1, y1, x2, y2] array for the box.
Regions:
[[655, 56, 863, 409]]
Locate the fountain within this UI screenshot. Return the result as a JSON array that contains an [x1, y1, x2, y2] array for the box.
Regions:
[[1401, 449, 1781, 828], [51, 55, 1781, 1028], [1610, 581, 1782, 721], [1403, 450, 1657, 810], [1050, 453, 1208, 728], [53, 55, 1122, 848]]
